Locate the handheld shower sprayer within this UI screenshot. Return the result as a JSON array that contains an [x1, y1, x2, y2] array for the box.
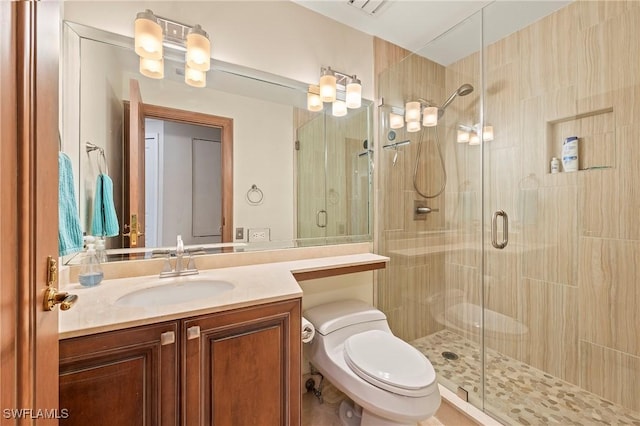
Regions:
[[411, 83, 474, 199], [439, 83, 474, 114]]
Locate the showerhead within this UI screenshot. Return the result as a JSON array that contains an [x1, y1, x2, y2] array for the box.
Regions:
[[457, 83, 474, 97], [440, 83, 474, 111]]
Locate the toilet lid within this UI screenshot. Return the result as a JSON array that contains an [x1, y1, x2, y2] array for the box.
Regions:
[[344, 330, 437, 397]]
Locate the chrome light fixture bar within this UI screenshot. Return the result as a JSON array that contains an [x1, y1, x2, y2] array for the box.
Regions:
[[307, 66, 362, 117], [134, 10, 211, 88]]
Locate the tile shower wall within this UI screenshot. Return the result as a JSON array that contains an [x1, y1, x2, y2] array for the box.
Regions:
[[375, 1, 640, 414], [375, 38, 451, 342]]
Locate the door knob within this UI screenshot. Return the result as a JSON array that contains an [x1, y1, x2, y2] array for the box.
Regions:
[[43, 255, 78, 311], [43, 287, 78, 311]]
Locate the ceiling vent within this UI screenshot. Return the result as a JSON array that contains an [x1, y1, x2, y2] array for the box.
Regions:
[[347, 0, 389, 16]]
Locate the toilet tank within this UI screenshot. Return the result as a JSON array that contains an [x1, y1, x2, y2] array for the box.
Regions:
[[304, 300, 387, 336]]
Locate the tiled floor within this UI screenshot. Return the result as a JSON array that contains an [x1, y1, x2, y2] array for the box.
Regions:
[[412, 330, 640, 426]]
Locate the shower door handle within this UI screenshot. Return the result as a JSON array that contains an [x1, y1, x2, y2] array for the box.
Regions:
[[491, 210, 509, 249], [316, 210, 327, 228]]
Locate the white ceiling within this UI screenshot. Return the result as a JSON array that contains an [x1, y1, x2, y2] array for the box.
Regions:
[[293, 0, 571, 65]]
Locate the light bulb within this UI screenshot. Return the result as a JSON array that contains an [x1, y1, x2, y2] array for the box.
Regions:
[[332, 100, 347, 117], [405, 101, 421, 122], [422, 106, 438, 127], [469, 133, 480, 145], [346, 76, 361, 109], [319, 68, 337, 103], [389, 113, 404, 129], [457, 130, 470, 143], [307, 88, 323, 112], [185, 66, 206, 88], [139, 57, 164, 79], [134, 10, 162, 60], [483, 125, 494, 141], [407, 121, 421, 132], [186, 25, 211, 72]]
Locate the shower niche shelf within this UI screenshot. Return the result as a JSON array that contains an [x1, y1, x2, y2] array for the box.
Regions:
[[546, 107, 615, 173]]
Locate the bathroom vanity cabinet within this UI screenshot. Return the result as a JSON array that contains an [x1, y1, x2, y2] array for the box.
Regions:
[[59, 299, 301, 426], [59, 321, 179, 425]]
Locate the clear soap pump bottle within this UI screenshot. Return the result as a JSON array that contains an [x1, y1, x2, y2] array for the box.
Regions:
[[78, 243, 104, 287]]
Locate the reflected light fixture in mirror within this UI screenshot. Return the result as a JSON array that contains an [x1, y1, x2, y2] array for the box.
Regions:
[[407, 120, 421, 133], [308, 66, 363, 117], [134, 9, 211, 88], [422, 106, 438, 127], [457, 123, 494, 144], [389, 112, 404, 129], [404, 101, 421, 122]]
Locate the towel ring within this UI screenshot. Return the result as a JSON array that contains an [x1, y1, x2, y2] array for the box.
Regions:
[[86, 141, 108, 175], [246, 184, 264, 205]]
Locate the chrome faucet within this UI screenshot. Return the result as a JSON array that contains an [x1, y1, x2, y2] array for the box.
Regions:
[[175, 235, 184, 273], [159, 235, 199, 278]]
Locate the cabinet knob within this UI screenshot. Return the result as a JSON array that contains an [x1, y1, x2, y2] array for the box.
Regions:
[[160, 331, 175, 345], [187, 326, 200, 340]]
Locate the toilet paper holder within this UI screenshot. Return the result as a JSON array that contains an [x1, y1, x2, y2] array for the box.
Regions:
[[302, 317, 315, 343]]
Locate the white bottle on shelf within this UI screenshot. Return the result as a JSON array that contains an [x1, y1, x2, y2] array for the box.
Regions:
[[550, 157, 560, 174]]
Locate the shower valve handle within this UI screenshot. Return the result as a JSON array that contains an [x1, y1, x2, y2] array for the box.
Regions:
[[416, 206, 438, 214]]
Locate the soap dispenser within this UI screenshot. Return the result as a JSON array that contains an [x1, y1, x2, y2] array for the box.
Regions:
[[78, 243, 104, 287], [95, 237, 108, 264]]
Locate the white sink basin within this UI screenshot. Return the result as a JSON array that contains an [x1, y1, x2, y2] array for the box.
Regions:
[[115, 278, 234, 307]]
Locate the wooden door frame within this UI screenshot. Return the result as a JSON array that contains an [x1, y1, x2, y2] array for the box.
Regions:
[[1, 0, 60, 421], [124, 102, 234, 244]]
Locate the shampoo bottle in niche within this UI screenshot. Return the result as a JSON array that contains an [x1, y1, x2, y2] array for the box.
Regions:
[[78, 243, 104, 287], [562, 136, 579, 172]]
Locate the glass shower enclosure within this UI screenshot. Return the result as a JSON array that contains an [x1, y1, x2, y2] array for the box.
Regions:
[[376, 1, 640, 424]]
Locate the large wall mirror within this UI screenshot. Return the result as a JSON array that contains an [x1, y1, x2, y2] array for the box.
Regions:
[[61, 21, 373, 264]]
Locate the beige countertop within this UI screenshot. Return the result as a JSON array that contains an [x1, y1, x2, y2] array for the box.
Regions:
[[59, 253, 388, 339]]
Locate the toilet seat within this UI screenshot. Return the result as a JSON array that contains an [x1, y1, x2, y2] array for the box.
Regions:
[[343, 330, 436, 397]]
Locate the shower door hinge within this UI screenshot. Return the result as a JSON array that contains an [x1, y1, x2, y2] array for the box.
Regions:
[[295, 140, 300, 150], [456, 386, 469, 402]]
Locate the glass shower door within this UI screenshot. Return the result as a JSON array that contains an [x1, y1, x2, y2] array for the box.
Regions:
[[481, 2, 640, 424]]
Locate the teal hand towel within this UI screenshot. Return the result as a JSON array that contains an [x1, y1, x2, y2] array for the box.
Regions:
[[91, 173, 119, 237], [58, 152, 84, 256]]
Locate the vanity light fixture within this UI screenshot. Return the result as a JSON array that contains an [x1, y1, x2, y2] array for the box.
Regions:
[[308, 66, 363, 117], [307, 85, 323, 112], [389, 113, 404, 129], [422, 106, 438, 127], [134, 9, 211, 88], [391, 100, 441, 131], [457, 123, 494, 145]]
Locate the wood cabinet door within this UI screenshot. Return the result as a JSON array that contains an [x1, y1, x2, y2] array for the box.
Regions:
[[183, 299, 301, 426], [59, 322, 179, 426]]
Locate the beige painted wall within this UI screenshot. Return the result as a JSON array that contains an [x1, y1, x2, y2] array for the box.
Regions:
[[63, 1, 374, 100]]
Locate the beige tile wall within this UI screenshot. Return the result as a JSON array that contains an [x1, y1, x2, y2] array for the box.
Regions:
[[375, 0, 640, 413], [375, 41, 450, 342]]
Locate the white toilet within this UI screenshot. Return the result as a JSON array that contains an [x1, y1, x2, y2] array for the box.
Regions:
[[304, 299, 441, 426]]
